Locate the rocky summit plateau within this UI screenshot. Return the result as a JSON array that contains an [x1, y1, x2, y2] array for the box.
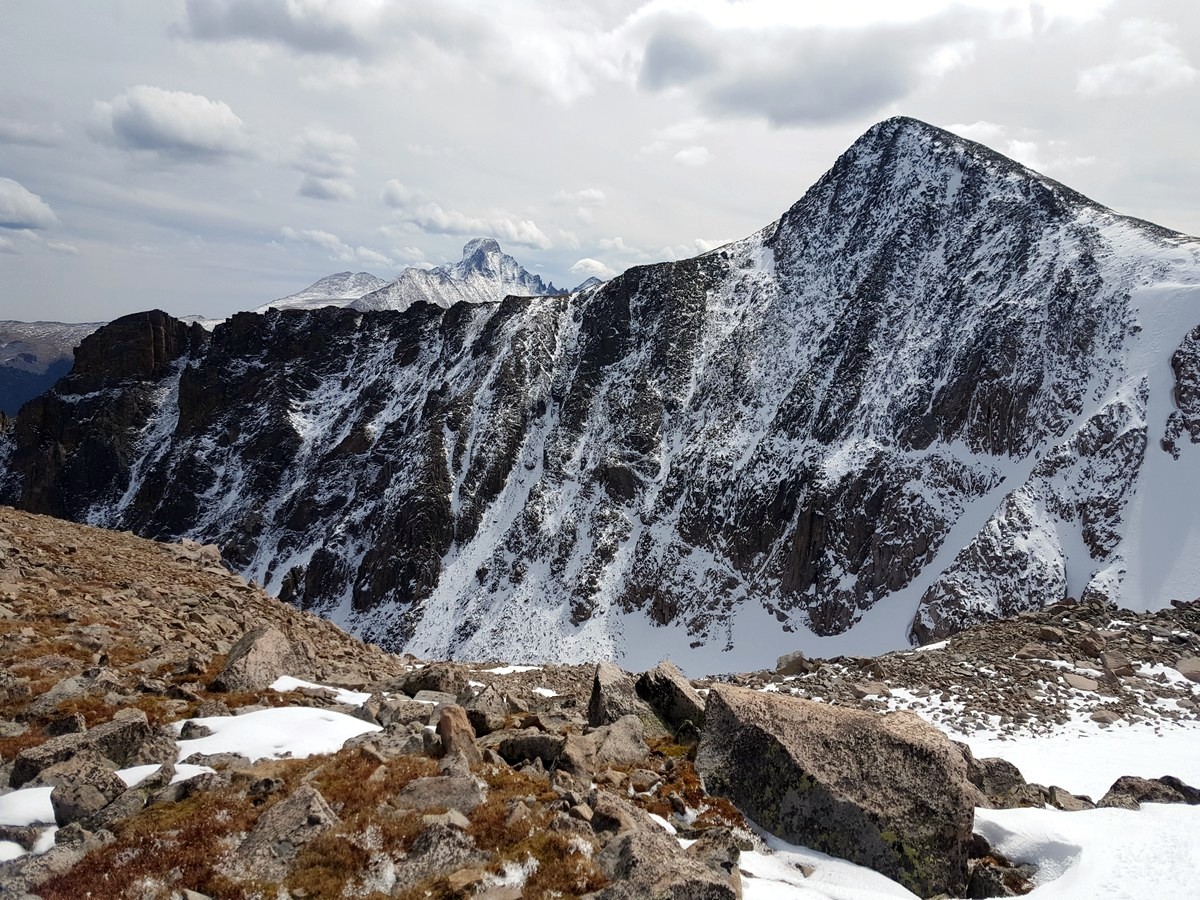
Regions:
[[3, 116, 1200, 898]]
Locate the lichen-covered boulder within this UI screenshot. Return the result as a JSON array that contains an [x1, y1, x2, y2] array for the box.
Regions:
[[696, 684, 974, 898]]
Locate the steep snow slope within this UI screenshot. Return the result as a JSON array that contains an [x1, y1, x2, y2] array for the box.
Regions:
[[3, 118, 1199, 671], [254, 271, 388, 314], [352, 238, 563, 311]]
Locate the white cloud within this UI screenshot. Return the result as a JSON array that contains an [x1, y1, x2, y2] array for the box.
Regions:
[[47, 241, 81, 256], [658, 237, 730, 260], [177, 0, 378, 56], [299, 176, 355, 201], [293, 125, 357, 201], [553, 186, 607, 222], [281, 226, 393, 268], [0, 235, 16, 254], [553, 187, 606, 206], [0, 118, 64, 147], [382, 179, 420, 208], [405, 203, 553, 249], [673, 145, 711, 166], [93, 85, 249, 161], [1078, 20, 1199, 98], [571, 257, 617, 279], [948, 122, 1096, 175], [0, 177, 59, 230], [946, 120, 1008, 143]]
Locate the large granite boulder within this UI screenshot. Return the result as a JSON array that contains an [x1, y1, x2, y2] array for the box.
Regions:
[[696, 684, 974, 898], [588, 663, 666, 736], [210, 625, 306, 693], [635, 661, 705, 731]]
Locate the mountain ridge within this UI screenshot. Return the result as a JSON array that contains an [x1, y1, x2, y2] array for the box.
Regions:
[[352, 238, 564, 312], [2, 117, 1199, 670]]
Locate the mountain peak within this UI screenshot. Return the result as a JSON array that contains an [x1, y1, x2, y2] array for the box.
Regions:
[[461, 237, 503, 261]]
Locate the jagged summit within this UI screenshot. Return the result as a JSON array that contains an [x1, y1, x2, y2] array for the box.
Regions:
[[351, 238, 563, 312]]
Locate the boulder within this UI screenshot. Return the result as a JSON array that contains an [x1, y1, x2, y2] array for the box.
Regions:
[[384, 663, 469, 698], [1099, 650, 1135, 678], [697, 684, 974, 898], [481, 728, 566, 768], [588, 663, 664, 734], [463, 683, 510, 736], [436, 705, 482, 766], [1099, 775, 1200, 809], [1061, 673, 1098, 692], [1175, 656, 1200, 683], [210, 625, 301, 693], [12, 708, 153, 787], [223, 785, 340, 881], [593, 716, 651, 769], [1046, 786, 1094, 812], [775, 650, 815, 677], [48, 751, 127, 825], [588, 827, 739, 899], [395, 774, 487, 814], [636, 661, 706, 731]]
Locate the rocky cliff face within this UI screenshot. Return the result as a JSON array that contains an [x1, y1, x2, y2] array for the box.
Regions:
[[3, 117, 1199, 669]]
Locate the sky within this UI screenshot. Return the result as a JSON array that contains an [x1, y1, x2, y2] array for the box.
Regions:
[[1, 0, 1198, 322]]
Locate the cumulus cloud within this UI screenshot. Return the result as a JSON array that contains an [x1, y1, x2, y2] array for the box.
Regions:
[[293, 125, 357, 200], [632, 7, 989, 127], [0, 177, 59, 230], [281, 225, 393, 268], [553, 187, 606, 222], [0, 118, 64, 146], [673, 145, 710, 166], [382, 179, 420, 208], [93, 85, 249, 162], [658, 237, 731, 260], [570, 257, 617, 279], [401, 202, 553, 250], [1078, 20, 1199, 98], [177, 0, 375, 56], [947, 122, 1096, 175]]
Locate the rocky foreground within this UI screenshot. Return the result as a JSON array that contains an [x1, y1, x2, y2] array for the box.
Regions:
[[2, 508, 1200, 899]]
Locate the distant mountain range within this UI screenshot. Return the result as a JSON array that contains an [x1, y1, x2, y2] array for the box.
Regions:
[[0, 320, 103, 416], [0, 240, 585, 414]]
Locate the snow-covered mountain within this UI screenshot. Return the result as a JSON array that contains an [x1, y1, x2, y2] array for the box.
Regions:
[[3, 117, 1200, 672], [352, 238, 563, 312], [254, 271, 388, 314]]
